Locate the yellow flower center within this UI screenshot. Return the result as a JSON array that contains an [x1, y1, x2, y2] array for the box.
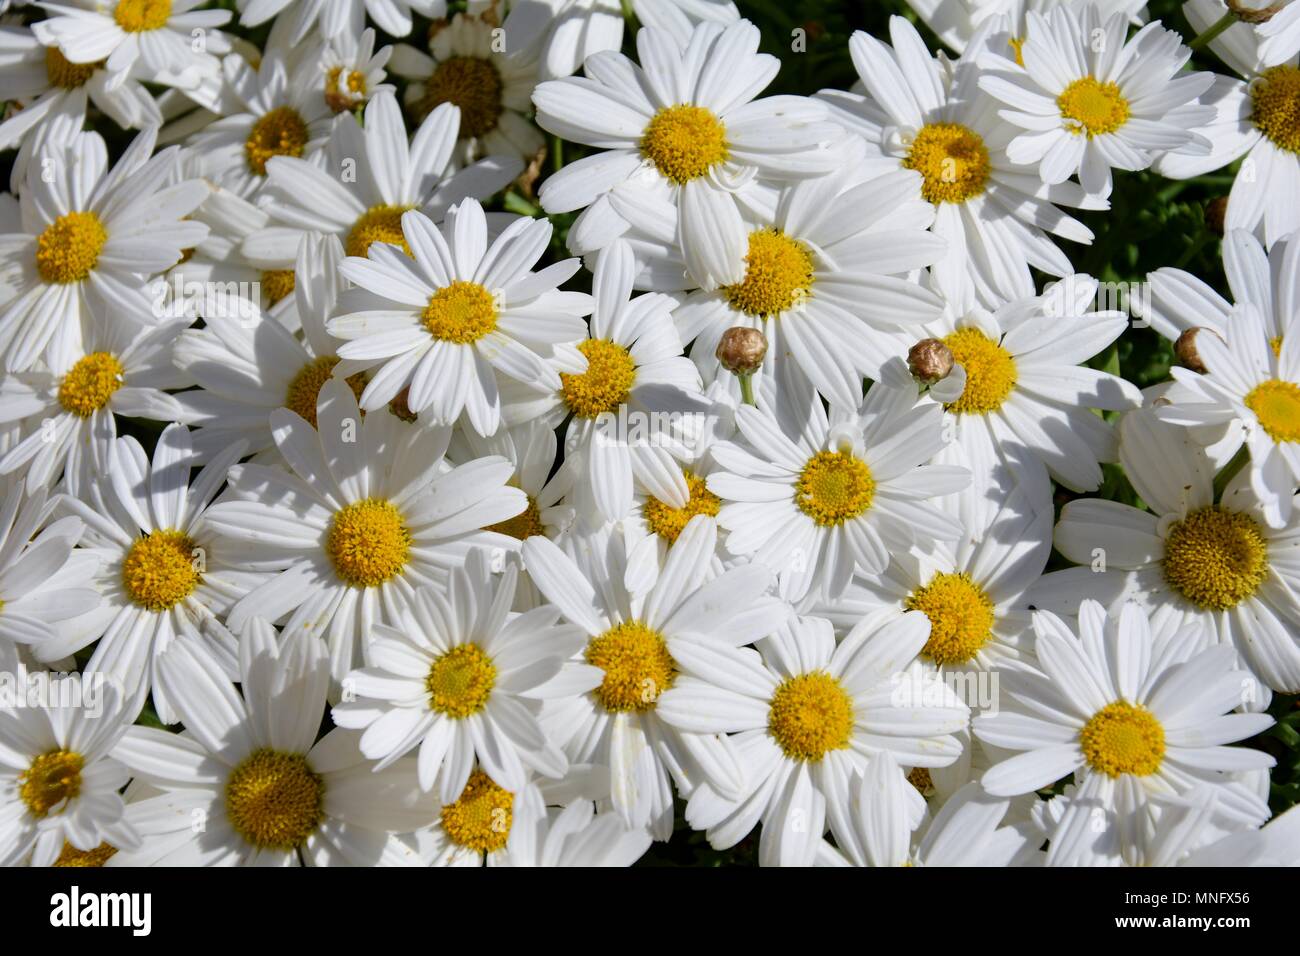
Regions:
[[903, 122, 991, 204], [325, 498, 411, 588], [907, 766, 935, 796], [486, 494, 544, 540], [584, 621, 677, 713], [422, 280, 498, 344], [417, 56, 503, 138], [1058, 76, 1130, 137], [1270, 335, 1284, 357], [346, 204, 416, 259], [121, 530, 200, 612], [284, 355, 366, 427], [1245, 378, 1300, 443], [1252, 65, 1300, 154], [324, 66, 367, 113], [795, 450, 875, 526], [36, 211, 108, 284], [426, 644, 497, 718], [722, 229, 815, 318], [224, 749, 324, 851], [54, 842, 118, 867], [767, 672, 854, 762], [1162, 506, 1268, 611], [244, 106, 309, 176], [260, 269, 296, 306], [19, 750, 83, 817], [388, 387, 418, 423], [640, 104, 729, 185], [440, 770, 513, 853], [1008, 36, 1026, 67], [942, 327, 1017, 414], [559, 339, 637, 419], [113, 0, 171, 32], [1080, 701, 1165, 777], [905, 571, 997, 666], [58, 352, 124, 417], [45, 47, 100, 89], [642, 470, 721, 544]]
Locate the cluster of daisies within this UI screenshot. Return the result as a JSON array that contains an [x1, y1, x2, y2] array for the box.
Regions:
[[2, 0, 1300, 869]]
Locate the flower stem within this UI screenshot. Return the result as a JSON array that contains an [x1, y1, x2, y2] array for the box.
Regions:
[[1188, 12, 1236, 51], [738, 371, 756, 406], [1213, 443, 1251, 501]]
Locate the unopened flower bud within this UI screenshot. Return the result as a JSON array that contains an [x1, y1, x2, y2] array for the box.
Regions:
[[716, 327, 768, 375], [1205, 197, 1229, 237], [1228, 0, 1284, 24], [1175, 327, 1221, 374], [908, 337, 955, 385]]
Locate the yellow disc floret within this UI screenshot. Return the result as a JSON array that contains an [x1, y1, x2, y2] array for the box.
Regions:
[[903, 122, 991, 204], [486, 494, 544, 540], [36, 211, 108, 284], [584, 621, 677, 713], [113, 0, 171, 32], [1080, 701, 1165, 777], [19, 750, 83, 817], [325, 498, 411, 588], [224, 749, 324, 850], [1252, 65, 1300, 154], [260, 269, 296, 307], [640, 105, 729, 184], [121, 530, 200, 612], [422, 281, 498, 344], [245, 106, 309, 176], [942, 327, 1017, 414], [53, 842, 118, 867], [284, 355, 365, 427], [723, 229, 815, 317], [1162, 506, 1268, 611], [416, 57, 503, 137], [642, 471, 721, 544], [1058, 76, 1130, 137], [559, 339, 637, 419], [795, 450, 875, 526], [45, 47, 99, 89], [905, 571, 997, 666], [440, 770, 513, 853], [1245, 378, 1300, 443], [346, 204, 415, 259], [767, 672, 854, 762], [426, 644, 497, 718], [325, 66, 367, 113], [58, 352, 124, 417]]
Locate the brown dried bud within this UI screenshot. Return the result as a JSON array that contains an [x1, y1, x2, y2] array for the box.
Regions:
[[1175, 327, 1222, 374], [1205, 197, 1229, 237], [716, 327, 768, 375], [1228, 0, 1284, 24], [908, 337, 955, 385]]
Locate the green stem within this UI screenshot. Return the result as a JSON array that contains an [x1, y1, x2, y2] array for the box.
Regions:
[[1176, 231, 1213, 269], [620, 0, 636, 26], [1213, 444, 1251, 501], [1188, 12, 1236, 51], [550, 133, 563, 175], [738, 371, 756, 407]]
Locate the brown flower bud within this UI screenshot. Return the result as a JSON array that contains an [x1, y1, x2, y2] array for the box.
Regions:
[[716, 327, 768, 375], [1228, 0, 1284, 24], [1175, 327, 1222, 374], [1205, 197, 1229, 237], [908, 337, 955, 385]]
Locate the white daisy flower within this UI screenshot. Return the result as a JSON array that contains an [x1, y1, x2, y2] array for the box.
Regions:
[[110, 621, 431, 866], [619, 455, 726, 597], [390, 11, 544, 163], [815, 752, 1041, 866], [242, 91, 522, 271], [33, 0, 231, 91], [975, 601, 1276, 863], [670, 144, 948, 408], [0, 127, 208, 373], [521, 517, 790, 838], [0, 479, 102, 663], [0, 318, 190, 490], [1154, 0, 1300, 246], [708, 367, 968, 604], [503, 240, 707, 523], [1156, 303, 1300, 528], [316, 27, 394, 114], [56, 424, 262, 723], [904, 0, 1147, 54], [1180, 796, 1300, 865], [1036, 405, 1300, 693], [186, 50, 333, 198], [204, 379, 529, 686], [329, 201, 592, 437], [978, 7, 1213, 197], [0, 678, 139, 867], [657, 613, 970, 867], [332, 550, 580, 798], [240, 0, 442, 43], [817, 16, 1103, 307], [533, 17, 844, 289]]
